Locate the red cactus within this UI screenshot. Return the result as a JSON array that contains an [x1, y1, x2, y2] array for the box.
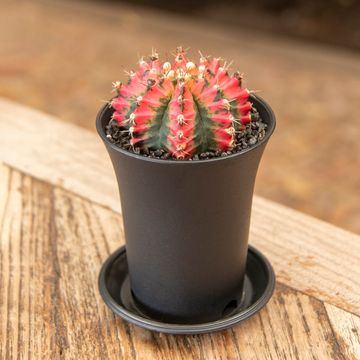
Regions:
[[111, 47, 253, 159]]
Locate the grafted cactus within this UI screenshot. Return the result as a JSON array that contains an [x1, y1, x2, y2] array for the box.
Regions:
[[111, 47, 253, 159]]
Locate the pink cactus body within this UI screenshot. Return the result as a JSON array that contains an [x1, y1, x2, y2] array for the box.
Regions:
[[111, 47, 253, 159]]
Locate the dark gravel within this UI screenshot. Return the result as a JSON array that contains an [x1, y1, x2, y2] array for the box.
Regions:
[[105, 107, 267, 160]]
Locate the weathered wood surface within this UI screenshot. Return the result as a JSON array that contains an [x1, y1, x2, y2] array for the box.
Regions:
[[1, 164, 359, 359], [250, 198, 360, 316], [1, 98, 359, 316], [0, 98, 116, 210]]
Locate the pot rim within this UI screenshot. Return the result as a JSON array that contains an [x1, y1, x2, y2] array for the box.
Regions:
[[96, 94, 276, 165]]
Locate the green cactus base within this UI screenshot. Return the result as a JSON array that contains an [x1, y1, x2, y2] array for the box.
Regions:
[[106, 107, 267, 160]]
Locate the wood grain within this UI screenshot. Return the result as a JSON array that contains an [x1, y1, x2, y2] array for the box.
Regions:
[[250, 197, 360, 316], [1, 164, 358, 359], [0, 98, 116, 211], [325, 303, 360, 360], [0, 99, 359, 316]]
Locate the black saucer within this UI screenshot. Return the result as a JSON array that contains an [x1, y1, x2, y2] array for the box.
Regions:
[[98, 245, 275, 334]]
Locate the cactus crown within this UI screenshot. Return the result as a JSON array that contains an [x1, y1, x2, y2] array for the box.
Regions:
[[111, 47, 253, 159]]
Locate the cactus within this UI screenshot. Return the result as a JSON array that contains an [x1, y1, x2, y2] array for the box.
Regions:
[[110, 47, 253, 159]]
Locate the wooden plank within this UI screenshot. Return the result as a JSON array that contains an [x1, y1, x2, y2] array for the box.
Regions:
[[325, 303, 360, 360], [0, 98, 117, 212], [250, 198, 360, 316], [0, 99, 359, 315], [1, 164, 356, 359]]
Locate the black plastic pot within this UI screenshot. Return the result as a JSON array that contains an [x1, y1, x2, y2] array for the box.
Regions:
[[96, 95, 276, 324]]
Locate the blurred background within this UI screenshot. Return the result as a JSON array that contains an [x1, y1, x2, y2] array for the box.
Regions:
[[1, 0, 359, 233]]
